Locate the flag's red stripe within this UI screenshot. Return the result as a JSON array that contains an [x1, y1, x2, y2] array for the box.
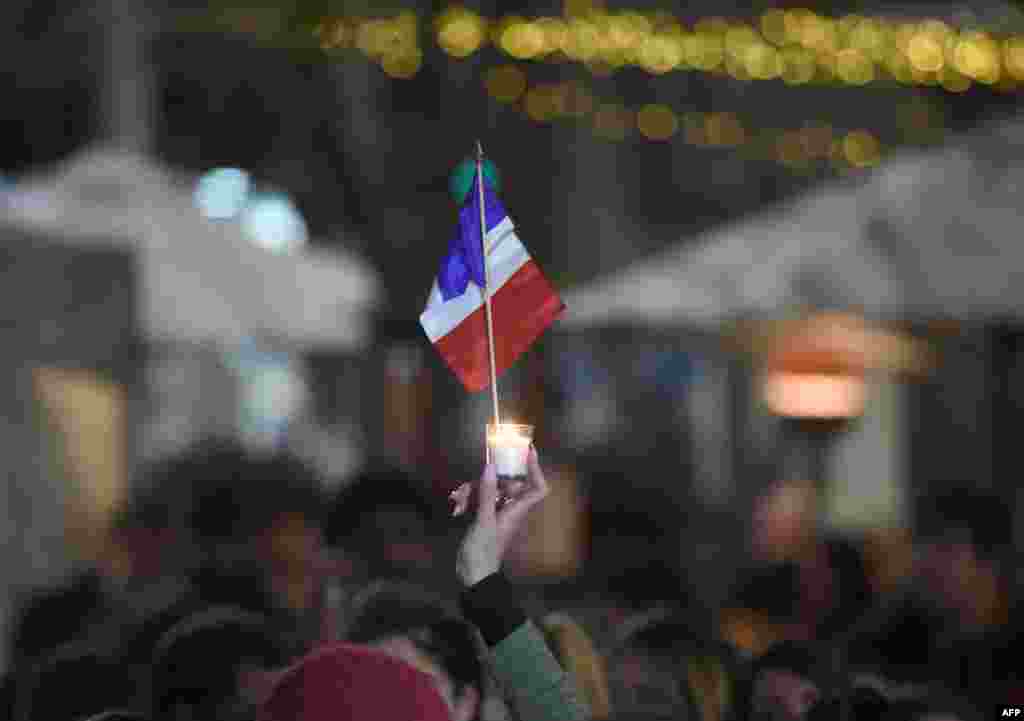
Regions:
[[433, 260, 564, 392]]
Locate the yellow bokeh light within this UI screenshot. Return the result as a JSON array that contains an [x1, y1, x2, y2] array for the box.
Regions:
[[355, 19, 383, 56], [593, 104, 632, 141], [382, 50, 422, 79], [705, 112, 745, 146], [954, 31, 1001, 84], [357, 12, 418, 61], [330, 8, 1024, 92], [836, 14, 863, 38], [484, 65, 528, 103], [501, 20, 548, 59], [436, 7, 486, 58], [1003, 37, 1024, 80], [536, 17, 569, 54], [524, 84, 560, 122], [884, 48, 915, 84], [318, 20, 351, 50], [564, 0, 602, 19], [689, 31, 725, 70], [782, 9, 807, 45], [815, 51, 838, 82], [843, 130, 881, 167], [604, 12, 649, 55], [638, 33, 684, 73], [800, 13, 838, 53], [745, 42, 783, 79], [725, 52, 751, 81], [847, 17, 887, 61], [637, 104, 678, 140], [909, 66, 936, 86], [777, 131, 807, 166], [565, 18, 601, 60], [939, 67, 971, 93], [650, 11, 681, 33], [835, 48, 874, 84], [694, 17, 730, 36], [725, 25, 759, 58], [907, 31, 945, 73], [781, 46, 816, 84], [760, 9, 787, 46]]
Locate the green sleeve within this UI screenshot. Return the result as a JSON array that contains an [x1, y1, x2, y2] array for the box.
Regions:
[[489, 620, 590, 721]]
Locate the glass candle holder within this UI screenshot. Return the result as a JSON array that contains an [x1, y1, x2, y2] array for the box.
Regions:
[[486, 423, 534, 480]]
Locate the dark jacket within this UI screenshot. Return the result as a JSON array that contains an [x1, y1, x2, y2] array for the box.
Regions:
[[462, 574, 589, 721]]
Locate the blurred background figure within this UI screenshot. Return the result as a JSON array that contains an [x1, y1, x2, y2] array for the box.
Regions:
[[343, 581, 488, 721], [139, 439, 330, 624], [14, 637, 136, 721], [743, 641, 826, 721], [147, 606, 292, 721], [325, 467, 453, 590], [539, 612, 613, 720], [606, 607, 738, 721], [723, 475, 874, 655], [848, 487, 1021, 707]]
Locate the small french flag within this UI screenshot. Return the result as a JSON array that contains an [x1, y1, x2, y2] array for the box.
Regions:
[[420, 175, 564, 391]]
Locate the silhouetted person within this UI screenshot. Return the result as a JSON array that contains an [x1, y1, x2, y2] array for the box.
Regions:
[[847, 488, 1019, 707], [15, 637, 136, 721], [724, 477, 873, 653], [325, 466, 450, 585], [344, 581, 486, 721], [149, 606, 293, 721]]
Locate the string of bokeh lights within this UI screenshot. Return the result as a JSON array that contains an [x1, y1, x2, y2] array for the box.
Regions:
[[480, 65, 891, 170], [314, 6, 1024, 92]]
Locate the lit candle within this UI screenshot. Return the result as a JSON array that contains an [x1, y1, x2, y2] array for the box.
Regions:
[[487, 423, 533, 479]]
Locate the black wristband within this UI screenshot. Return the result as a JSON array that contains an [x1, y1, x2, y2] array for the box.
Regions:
[[460, 573, 528, 646]]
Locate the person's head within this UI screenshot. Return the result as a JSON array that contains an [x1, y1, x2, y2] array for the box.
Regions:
[[752, 478, 819, 562], [608, 609, 732, 720], [104, 489, 178, 584], [261, 642, 451, 721], [16, 640, 136, 721], [143, 438, 327, 612], [748, 641, 825, 721], [7, 571, 110, 670], [149, 606, 293, 721], [344, 582, 483, 721], [143, 438, 325, 549], [916, 489, 1013, 623], [541, 612, 613, 720], [325, 468, 446, 576]]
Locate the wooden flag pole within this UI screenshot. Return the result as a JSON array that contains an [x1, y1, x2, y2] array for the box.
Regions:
[[476, 140, 501, 428]]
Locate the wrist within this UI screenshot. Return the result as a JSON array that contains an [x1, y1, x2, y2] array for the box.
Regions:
[[459, 572, 528, 646], [458, 559, 500, 588]]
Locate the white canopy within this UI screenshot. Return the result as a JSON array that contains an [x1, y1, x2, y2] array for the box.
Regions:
[[564, 116, 1024, 329], [561, 181, 902, 329], [861, 118, 1024, 320], [1, 146, 380, 351]]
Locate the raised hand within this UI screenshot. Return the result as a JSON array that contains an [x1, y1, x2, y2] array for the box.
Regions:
[[451, 448, 549, 586]]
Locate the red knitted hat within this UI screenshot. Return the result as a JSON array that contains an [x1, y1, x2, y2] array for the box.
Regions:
[[261, 642, 451, 721]]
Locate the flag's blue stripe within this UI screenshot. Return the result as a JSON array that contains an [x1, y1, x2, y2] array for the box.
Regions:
[[437, 176, 509, 301]]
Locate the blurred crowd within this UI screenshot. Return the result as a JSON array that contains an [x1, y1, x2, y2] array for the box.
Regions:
[[1, 438, 1019, 721]]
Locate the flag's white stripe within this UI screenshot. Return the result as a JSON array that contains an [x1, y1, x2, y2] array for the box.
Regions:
[[420, 217, 528, 343]]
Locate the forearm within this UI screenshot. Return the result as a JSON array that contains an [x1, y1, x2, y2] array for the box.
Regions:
[[461, 574, 589, 721]]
